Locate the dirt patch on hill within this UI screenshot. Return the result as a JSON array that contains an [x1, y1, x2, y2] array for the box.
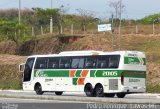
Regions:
[[0, 54, 26, 65], [0, 54, 26, 89], [0, 41, 16, 54]]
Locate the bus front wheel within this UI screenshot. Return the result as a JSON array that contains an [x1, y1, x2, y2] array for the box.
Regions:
[[55, 92, 63, 95], [116, 93, 126, 98], [35, 83, 44, 95]]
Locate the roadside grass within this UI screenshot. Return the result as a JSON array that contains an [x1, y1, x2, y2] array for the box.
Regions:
[[0, 55, 25, 90], [0, 81, 22, 90], [146, 85, 160, 93]]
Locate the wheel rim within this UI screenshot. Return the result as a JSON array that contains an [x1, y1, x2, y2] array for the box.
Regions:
[[36, 85, 42, 94], [96, 85, 104, 97], [97, 88, 103, 95]]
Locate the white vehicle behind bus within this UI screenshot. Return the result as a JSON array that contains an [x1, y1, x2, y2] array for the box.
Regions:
[[19, 50, 146, 98]]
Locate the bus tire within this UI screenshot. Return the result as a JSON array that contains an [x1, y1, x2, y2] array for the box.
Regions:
[[55, 92, 63, 95], [34, 83, 44, 95], [95, 84, 104, 97], [104, 93, 115, 97], [84, 83, 94, 97], [116, 93, 126, 98]]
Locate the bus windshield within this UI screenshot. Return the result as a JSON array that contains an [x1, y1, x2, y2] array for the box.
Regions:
[[23, 58, 35, 82]]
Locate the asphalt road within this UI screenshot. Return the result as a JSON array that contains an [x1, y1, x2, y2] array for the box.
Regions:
[[0, 98, 160, 109], [0, 90, 160, 103], [0, 90, 160, 109]]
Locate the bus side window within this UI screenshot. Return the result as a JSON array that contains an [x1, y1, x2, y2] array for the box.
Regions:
[[60, 57, 71, 69], [71, 58, 79, 69], [85, 56, 97, 68], [71, 58, 85, 69], [78, 58, 84, 68], [52, 63, 58, 69], [108, 55, 120, 68], [97, 56, 108, 68], [65, 63, 70, 68], [59, 64, 64, 68], [35, 57, 48, 69], [40, 64, 45, 68], [85, 62, 92, 68], [101, 62, 107, 68], [48, 58, 59, 69]]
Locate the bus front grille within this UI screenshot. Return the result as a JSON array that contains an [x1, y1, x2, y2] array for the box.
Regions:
[[109, 79, 118, 90]]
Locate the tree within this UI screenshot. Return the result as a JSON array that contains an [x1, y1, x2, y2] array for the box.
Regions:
[[0, 19, 26, 53], [32, 8, 61, 34], [109, 0, 125, 19], [59, 5, 70, 34], [140, 14, 160, 24], [76, 8, 95, 32]]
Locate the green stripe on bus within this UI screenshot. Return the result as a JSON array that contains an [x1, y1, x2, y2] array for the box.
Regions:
[[73, 78, 78, 85], [90, 70, 96, 77], [34, 69, 146, 78], [124, 71, 146, 78], [90, 70, 121, 77], [143, 58, 146, 65], [75, 70, 82, 77], [90, 70, 146, 78], [34, 70, 69, 77], [124, 57, 146, 65]]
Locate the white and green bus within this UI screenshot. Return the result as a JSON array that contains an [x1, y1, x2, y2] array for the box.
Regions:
[[19, 50, 146, 98]]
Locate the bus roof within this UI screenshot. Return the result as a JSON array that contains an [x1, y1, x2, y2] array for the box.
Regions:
[[59, 50, 104, 55], [27, 51, 145, 58]]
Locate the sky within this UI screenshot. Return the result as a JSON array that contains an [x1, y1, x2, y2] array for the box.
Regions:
[[0, 0, 160, 20]]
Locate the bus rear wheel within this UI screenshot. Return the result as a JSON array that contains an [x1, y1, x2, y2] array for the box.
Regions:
[[84, 84, 94, 97], [95, 84, 104, 97], [104, 93, 115, 97], [55, 92, 63, 95], [35, 84, 44, 95], [116, 93, 126, 98]]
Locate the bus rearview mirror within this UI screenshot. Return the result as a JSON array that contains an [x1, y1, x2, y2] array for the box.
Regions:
[[19, 63, 25, 72]]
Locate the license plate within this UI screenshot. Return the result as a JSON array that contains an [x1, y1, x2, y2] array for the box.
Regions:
[[133, 87, 137, 89]]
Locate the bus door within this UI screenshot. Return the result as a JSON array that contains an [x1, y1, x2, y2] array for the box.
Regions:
[[23, 58, 35, 90], [55, 57, 71, 91]]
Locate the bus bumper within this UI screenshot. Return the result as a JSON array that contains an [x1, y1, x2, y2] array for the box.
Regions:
[[121, 86, 146, 93]]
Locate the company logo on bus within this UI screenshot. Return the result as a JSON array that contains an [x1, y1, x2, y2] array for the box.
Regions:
[[102, 71, 118, 76], [36, 70, 48, 77]]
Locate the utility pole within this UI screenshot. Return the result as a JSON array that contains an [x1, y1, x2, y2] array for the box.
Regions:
[[50, 0, 53, 34], [153, 19, 156, 35], [111, 14, 114, 51], [17, 0, 21, 54], [118, 0, 122, 50]]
